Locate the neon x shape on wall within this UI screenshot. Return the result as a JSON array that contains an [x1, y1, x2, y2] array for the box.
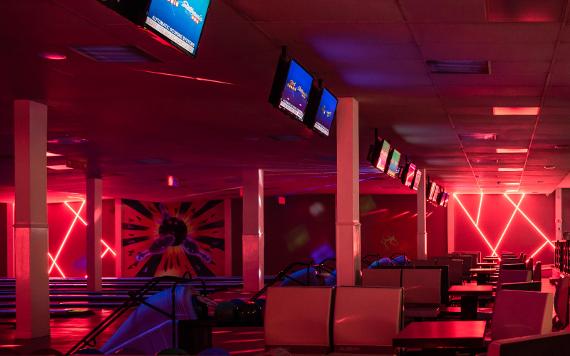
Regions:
[[454, 193, 554, 258], [48, 200, 117, 277]]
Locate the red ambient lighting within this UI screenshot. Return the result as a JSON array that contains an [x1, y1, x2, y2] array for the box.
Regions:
[[454, 193, 554, 257], [48, 200, 117, 277], [138, 69, 234, 85], [492, 107, 540, 116], [40, 52, 67, 60], [496, 148, 528, 154]]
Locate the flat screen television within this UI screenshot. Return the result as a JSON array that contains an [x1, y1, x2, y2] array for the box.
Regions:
[[305, 88, 337, 136], [368, 140, 391, 172], [437, 191, 447, 206], [269, 57, 314, 122], [386, 149, 401, 178], [412, 169, 422, 191], [145, 0, 211, 56], [428, 182, 438, 202], [401, 163, 417, 188], [442, 192, 450, 207]]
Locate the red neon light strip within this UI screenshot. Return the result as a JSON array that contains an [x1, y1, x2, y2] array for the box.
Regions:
[[491, 194, 525, 256], [476, 193, 483, 226], [65, 201, 117, 256], [454, 195, 496, 254], [528, 240, 550, 261], [48, 253, 66, 278], [503, 194, 555, 248], [49, 200, 85, 273]]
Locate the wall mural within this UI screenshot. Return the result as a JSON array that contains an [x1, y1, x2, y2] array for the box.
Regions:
[[122, 199, 225, 277]]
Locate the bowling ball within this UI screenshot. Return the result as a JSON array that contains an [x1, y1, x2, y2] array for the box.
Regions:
[[237, 302, 262, 325], [214, 302, 237, 324], [392, 255, 410, 266], [369, 257, 393, 269]]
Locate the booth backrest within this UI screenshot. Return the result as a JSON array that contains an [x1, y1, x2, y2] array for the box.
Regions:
[[487, 331, 570, 356], [500, 281, 541, 291], [533, 261, 542, 282], [501, 263, 526, 270], [402, 268, 441, 305], [491, 290, 553, 341], [265, 286, 333, 350], [361, 269, 401, 288], [333, 286, 403, 351], [497, 269, 532, 289]]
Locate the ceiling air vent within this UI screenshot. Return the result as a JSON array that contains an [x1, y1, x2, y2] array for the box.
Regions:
[[426, 60, 490, 74], [72, 45, 158, 63]]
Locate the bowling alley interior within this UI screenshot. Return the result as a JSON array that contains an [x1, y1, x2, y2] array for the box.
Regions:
[[3, 0, 570, 355]]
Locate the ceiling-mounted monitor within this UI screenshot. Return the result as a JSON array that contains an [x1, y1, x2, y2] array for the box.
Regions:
[[145, 0, 211, 56], [305, 88, 337, 136], [368, 139, 391, 172], [412, 169, 422, 191], [269, 57, 314, 123], [386, 149, 401, 178], [401, 163, 417, 188]]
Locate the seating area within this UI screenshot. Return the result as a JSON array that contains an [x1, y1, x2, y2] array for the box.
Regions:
[[2, 0, 570, 354]]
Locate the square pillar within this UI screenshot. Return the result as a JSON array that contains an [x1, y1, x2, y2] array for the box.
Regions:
[[417, 169, 428, 260], [114, 199, 122, 277], [336, 97, 361, 286], [242, 169, 264, 291], [14, 100, 50, 339], [86, 177, 102, 291]]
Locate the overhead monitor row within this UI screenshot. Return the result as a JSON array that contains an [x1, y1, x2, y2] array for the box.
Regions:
[[367, 139, 422, 191], [100, 0, 211, 56], [269, 55, 338, 137], [427, 180, 449, 207]]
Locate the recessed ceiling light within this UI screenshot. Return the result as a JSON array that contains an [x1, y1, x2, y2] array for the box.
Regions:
[[505, 189, 519, 193], [47, 165, 73, 171], [498, 167, 524, 172], [46, 151, 62, 157], [426, 60, 490, 74], [167, 175, 179, 187], [40, 52, 67, 60], [496, 148, 528, 154], [544, 165, 556, 170], [499, 182, 520, 186], [492, 107, 540, 116]]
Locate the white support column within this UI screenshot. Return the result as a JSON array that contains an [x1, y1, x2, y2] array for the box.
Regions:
[[417, 169, 428, 260], [556, 188, 563, 241], [224, 199, 233, 276], [335, 97, 361, 286], [447, 193, 455, 254], [242, 169, 264, 291], [86, 177, 102, 291], [6, 203, 15, 278], [14, 100, 50, 339], [114, 199, 122, 277]]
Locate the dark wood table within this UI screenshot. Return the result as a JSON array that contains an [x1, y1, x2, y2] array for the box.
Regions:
[[449, 285, 494, 319], [393, 320, 487, 350], [470, 268, 499, 284]]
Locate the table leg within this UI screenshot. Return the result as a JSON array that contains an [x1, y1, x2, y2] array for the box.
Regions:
[[460, 295, 478, 320], [476, 273, 488, 285]]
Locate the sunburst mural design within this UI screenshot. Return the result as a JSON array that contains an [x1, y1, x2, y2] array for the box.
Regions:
[[122, 199, 225, 277]]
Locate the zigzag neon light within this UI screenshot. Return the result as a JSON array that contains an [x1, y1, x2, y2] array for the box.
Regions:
[[48, 253, 65, 278], [49, 200, 85, 273], [454, 194, 495, 254], [476, 193, 483, 226], [64, 201, 117, 256], [491, 194, 525, 256], [503, 194, 555, 249]]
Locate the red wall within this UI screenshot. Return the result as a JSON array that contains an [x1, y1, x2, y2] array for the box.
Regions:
[[0, 203, 7, 277], [47, 200, 116, 278], [232, 194, 448, 275], [453, 194, 555, 263]]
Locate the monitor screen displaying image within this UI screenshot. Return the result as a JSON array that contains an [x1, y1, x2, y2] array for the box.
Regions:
[[402, 163, 417, 188], [386, 149, 401, 178], [145, 0, 211, 56], [373, 140, 391, 172], [412, 169, 422, 191], [278, 60, 313, 122], [312, 88, 337, 136]]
